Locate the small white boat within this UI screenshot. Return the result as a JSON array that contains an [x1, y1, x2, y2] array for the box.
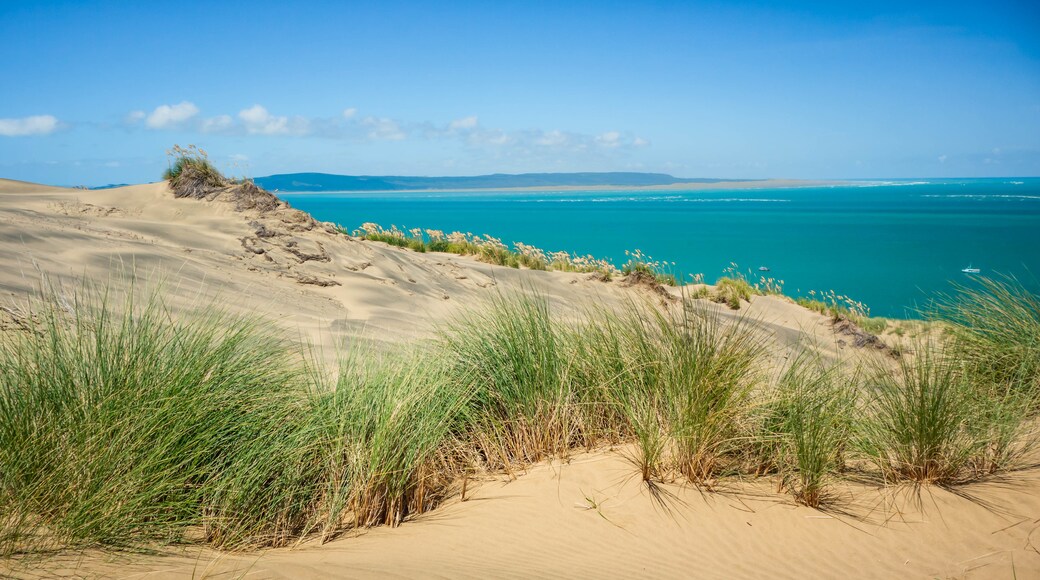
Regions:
[[758, 266, 770, 272], [961, 264, 981, 274]]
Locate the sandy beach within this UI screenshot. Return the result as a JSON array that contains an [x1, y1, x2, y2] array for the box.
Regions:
[[1, 177, 1038, 579]]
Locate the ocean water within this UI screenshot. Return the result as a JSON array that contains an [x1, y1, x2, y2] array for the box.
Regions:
[[279, 178, 1040, 318]]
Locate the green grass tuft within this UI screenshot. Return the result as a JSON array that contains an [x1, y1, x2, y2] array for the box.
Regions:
[[762, 354, 854, 506], [163, 144, 227, 198], [0, 283, 319, 552], [934, 274, 1040, 399]]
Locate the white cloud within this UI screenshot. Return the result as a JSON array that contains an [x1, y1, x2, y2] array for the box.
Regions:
[[633, 137, 649, 147], [125, 110, 146, 124], [361, 116, 407, 140], [104, 161, 121, 168], [0, 114, 60, 137], [938, 154, 947, 163], [229, 153, 249, 162], [342, 107, 357, 119], [145, 101, 199, 129], [200, 114, 233, 133], [449, 115, 479, 131]]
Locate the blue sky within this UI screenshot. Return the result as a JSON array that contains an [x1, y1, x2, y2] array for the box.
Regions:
[[1, 1, 1038, 185]]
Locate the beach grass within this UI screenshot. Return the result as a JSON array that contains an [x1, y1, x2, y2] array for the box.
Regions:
[[934, 274, 1040, 399], [441, 292, 588, 468], [855, 336, 1035, 484], [569, 300, 765, 484], [0, 282, 320, 552], [2, 272, 1038, 556], [309, 347, 470, 536], [762, 354, 855, 506]]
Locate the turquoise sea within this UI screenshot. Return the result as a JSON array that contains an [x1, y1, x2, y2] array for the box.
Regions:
[[279, 178, 1040, 318]]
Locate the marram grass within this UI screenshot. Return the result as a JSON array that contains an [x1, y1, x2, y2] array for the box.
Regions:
[[0, 284, 320, 553], [934, 274, 1040, 398], [1, 276, 1038, 556], [440, 292, 596, 468], [855, 338, 1035, 484], [761, 353, 855, 507]]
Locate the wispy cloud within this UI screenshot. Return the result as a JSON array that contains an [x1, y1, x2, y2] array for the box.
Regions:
[[448, 115, 479, 131], [429, 116, 649, 155], [200, 114, 233, 133], [360, 116, 406, 140], [0, 114, 60, 137], [237, 104, 310, 135]]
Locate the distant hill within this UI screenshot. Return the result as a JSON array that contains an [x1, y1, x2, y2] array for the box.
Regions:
[[254, 172, 748, 192]]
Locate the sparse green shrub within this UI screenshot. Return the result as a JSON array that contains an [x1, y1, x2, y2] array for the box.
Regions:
[[660, 305, 764, 482], [714, 277, 756, 309], [797, 290, 885, 333], [622, 249, 678, 286], [858, 341, 973, 483], [353, 223, 620, 278], [164, 144, 227, 198], [578, 302, 765, 484], [309, 348, 469, 535]]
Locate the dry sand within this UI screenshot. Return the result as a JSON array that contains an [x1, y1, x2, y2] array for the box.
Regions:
[[2, 178, 1038, 579], [13, 449, 1040, 579]]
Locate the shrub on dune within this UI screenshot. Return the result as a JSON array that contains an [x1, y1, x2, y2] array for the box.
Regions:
[[163, 144, 228, 198], [658, 305, 764, 483]]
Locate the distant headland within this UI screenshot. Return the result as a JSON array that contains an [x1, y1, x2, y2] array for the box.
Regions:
[[254, 172, 835, 193]]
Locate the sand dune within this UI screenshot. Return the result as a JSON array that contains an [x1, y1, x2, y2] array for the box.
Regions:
[[0, 179, 639, 346], [0, 177, 843, 355], [3, 178, 1036, 578]]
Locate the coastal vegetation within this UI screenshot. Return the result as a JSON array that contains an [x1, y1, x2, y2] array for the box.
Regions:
[[163, 144, 228, 198], [348, 222, 671, 283], [796, 288, 888, 334], [1, 273, 1037, 554]]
